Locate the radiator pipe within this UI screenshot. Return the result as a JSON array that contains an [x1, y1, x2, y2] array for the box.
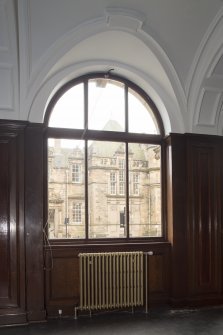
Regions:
[[145, 251, 153, 314]]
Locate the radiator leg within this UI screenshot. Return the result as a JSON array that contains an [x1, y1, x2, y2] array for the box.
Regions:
[[74, 307, 78, 320], [89, 309, 92, 318]]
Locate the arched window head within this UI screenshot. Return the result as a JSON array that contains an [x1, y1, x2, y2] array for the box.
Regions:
[[46, 74, 163, 136]]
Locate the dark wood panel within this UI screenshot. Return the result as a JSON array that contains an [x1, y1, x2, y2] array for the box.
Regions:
[[187, 140, 221, 299], [25, 124, 46, 322], [196, 149, 212, 287], [50, 257, 79, 300], [148, 252, 170, 305], [165, 134, 188, 304], [149, 255, 166, 293], [0, 121, 27, 325], [165, 133, 223, 307], [0, 141, 10, 301]]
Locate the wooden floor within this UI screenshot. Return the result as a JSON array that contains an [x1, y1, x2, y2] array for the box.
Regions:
[[1, 306, 223, 334]]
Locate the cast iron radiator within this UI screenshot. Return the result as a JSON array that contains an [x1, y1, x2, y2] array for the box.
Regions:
[[75, 251, 149, 318]]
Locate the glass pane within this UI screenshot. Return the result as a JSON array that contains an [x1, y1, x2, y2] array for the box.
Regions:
[[88, 141, 126, 238], [128, 88, 160, 134], [48, 138, 85, 239], [48, 83, 84, 129], [128, 143, 162, 237], [88, 79, 125, 131]]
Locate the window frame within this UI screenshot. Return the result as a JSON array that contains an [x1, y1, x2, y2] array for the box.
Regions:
[[44, 72, 166, 244]]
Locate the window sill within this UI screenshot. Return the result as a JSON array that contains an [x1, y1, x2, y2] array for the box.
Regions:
[[45, 236, 169, 247]]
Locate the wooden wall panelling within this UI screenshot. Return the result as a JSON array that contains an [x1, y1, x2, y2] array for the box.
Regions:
[[2, 123, 223, 325], [187, 136, 222, 304], [25, 124, 46, 322], [0, 121, 27, 325], [220, 139, 223, 299], [45, 242, 170, 316], [165, 134, 188, 305], [148, 250, 170, 304], [45, 247, 79, 316]]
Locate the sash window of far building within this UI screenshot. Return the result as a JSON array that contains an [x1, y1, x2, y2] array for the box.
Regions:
[[118, 159, 125, 195], [72, 202, 82, 223], [133, 173, 140, 195], [72, 163, 81, 183], [110, 172, 116, 195]]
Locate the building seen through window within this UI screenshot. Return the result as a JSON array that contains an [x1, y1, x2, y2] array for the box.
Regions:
[[46, 75, 163, 239]]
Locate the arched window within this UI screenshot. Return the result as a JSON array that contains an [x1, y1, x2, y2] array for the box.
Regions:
[[45, 73, 164, 240]]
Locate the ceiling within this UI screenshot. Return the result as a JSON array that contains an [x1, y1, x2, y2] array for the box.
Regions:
[[1, 0, 223, 134]]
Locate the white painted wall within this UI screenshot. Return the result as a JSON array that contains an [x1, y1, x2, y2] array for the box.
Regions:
[[0, 0, 19, 119], [1, 0, 223, 135]]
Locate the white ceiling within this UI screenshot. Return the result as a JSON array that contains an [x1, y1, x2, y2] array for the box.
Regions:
[[29, 0, 222, 88], [1, 0, 223, 134]]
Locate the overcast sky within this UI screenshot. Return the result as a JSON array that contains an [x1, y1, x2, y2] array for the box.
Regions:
[[48, 80, 158, 148]]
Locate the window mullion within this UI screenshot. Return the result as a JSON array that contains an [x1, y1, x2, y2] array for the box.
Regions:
[[84, 80, 88, 130], [84, 80, 89, 239], [125, 142, 129, 239], [125, 85, 129, 238], [125, 84, 128, 132], [85, 140, 89, 239]]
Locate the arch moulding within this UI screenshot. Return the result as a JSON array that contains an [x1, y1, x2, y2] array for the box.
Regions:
[[27, 8, 186, 135]]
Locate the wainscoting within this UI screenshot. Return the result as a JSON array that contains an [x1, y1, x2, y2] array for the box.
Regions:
[[1, 121, 223, 326], [44, 242, 170, 317], [166, 134, 223, 306]]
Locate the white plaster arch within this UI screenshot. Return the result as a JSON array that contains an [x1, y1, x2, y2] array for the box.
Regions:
[[26, 8, 186, 134], [29, 59, 184, 135], [188, 6, 223, 134]]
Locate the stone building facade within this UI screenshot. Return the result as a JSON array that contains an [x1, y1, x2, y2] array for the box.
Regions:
[[48, 138, 161, 239]]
